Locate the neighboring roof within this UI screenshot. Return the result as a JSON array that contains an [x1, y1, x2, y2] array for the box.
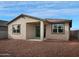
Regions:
[[0, 20, 8, 26], [46, 19, 72, 27], [8, 14, 44, 24]]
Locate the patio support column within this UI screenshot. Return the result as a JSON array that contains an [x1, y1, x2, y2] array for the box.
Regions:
[[40, 21, 44, 40]]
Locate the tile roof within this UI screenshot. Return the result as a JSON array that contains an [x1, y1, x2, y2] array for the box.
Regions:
[[8, 14, 44, 24], [46, 19, 72, 27], [8, 14, 72, 27]]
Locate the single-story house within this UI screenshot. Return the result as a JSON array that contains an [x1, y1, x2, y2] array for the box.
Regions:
[[0, 20, 8, 39], [8, 14, 72, 41]]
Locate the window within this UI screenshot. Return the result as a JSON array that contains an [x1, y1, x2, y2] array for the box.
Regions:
[[52, 24, 64, 33], [12, 24, 20, 34]]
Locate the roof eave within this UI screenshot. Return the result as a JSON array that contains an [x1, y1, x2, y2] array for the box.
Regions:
[[8, 14, 44, 25]]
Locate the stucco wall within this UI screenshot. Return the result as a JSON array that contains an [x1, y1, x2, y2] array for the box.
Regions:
[[26, 24, 36, 39], [46, 22, 70, 41], [8, 16, 40, 40]]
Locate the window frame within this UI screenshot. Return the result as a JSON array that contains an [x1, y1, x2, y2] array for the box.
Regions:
[[51, 23, 65, 34], [12, 24, 21, 34]]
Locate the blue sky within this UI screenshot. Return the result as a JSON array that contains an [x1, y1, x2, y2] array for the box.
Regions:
[[0, 1, 79, 30]]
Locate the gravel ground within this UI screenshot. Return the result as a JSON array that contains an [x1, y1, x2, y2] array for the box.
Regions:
[[0, 39, 79, 57]]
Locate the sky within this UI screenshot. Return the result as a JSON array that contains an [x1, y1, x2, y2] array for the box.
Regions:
[[0, 1, 79, 30]]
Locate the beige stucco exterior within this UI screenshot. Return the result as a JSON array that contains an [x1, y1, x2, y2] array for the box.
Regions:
[[46, 22, 70, 41], [8, 17, 40, 40], [8, 15, 71, 41]]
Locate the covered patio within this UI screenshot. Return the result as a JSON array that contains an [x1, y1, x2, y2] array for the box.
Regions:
[[26, 21, 47, 41]]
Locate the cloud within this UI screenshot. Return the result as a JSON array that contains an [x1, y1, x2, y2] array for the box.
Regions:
[[0, 1, 78, 30], [25, 8, 79, 19], [0, 1, 79, 18]]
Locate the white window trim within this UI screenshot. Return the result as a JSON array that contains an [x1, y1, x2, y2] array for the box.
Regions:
[[52, 23, 65, 34]]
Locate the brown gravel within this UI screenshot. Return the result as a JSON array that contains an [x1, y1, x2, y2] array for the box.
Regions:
[[0, 39, 79, 57]]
